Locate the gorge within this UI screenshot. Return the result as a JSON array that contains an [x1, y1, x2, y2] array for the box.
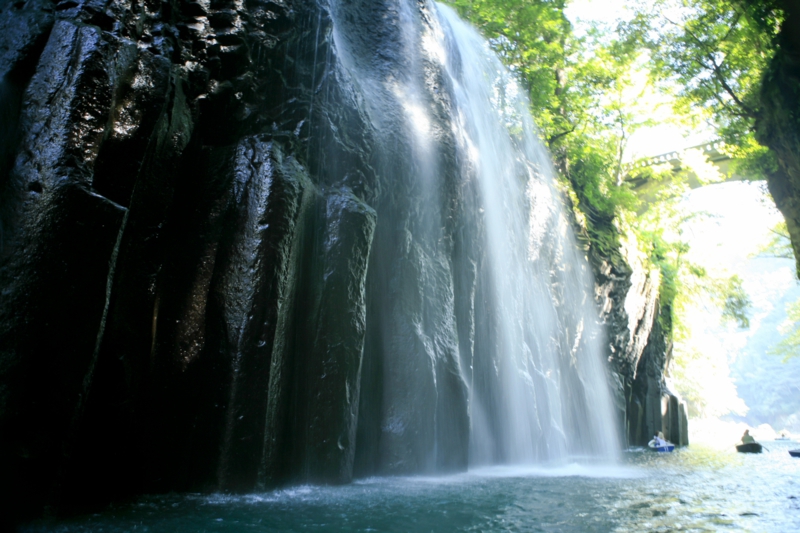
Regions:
[[0, 0, 690, 526]]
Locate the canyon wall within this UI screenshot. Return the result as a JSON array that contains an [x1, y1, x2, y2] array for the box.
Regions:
[[0, 0, 681, 526], [590, 235, 688, 448]]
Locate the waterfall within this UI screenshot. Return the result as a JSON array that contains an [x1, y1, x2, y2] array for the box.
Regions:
[[328, 0, 620, 473], [0, 0, 623, 512]]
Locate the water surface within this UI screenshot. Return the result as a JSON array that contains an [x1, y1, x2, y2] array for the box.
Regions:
[[26, 441, 800, 532]]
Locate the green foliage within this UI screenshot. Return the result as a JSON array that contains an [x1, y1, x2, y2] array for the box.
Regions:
[[635, 199, 699, 338], [669, 342, 749, 417], [771, 298, 800, 361], [564, 135, 637, 223], [635, 195, 751, 346], [755, 220, 793, 259], [641, 0, 783, 178], [716, 274, 751, 328], [446, 0, 573, 139]]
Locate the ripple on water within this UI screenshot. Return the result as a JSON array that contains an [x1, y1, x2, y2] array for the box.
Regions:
[[21, 444, 800, 533]]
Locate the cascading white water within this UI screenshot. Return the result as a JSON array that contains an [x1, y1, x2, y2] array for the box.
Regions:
[[432, 4, 620, 463], [331, 0, 619, 471]]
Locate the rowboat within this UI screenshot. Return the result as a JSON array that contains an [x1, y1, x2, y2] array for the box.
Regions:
[[736, 442, 762, 453], [648, 439, 675, 452]]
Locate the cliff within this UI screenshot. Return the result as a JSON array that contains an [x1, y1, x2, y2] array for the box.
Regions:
[[1, 0, 381, 520], [590, 232, 688, 448], [0, 0, 680, 525]]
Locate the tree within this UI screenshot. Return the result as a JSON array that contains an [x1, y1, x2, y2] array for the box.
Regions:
[[772, 299, 800, 361], [756, 221, 794, 259], [641, 0, 783, 179], [760, 221, 800, 360]]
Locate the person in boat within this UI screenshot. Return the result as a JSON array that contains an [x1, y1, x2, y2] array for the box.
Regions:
[[653, 432, 668, 447], [741, 429, 756, 444]]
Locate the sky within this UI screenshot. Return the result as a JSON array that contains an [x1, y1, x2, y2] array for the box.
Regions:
[[564, 0, 633, 29]]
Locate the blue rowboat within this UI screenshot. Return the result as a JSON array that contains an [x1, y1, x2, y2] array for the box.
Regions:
[[648, 440, 675, 452]]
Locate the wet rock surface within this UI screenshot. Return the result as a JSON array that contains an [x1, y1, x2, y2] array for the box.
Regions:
[[591, 236, 688, 448], [0, 0, 374, 522]]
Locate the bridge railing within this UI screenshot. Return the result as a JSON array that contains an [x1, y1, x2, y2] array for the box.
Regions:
[[632, 141, 729, 170]]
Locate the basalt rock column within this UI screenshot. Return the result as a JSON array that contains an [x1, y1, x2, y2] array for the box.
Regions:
[[0, 9, 146, 516], [0, 0, 379, 520], [300, 191, 376, 483], [593, 234, 689, 448], [215, 139, 309, 491]]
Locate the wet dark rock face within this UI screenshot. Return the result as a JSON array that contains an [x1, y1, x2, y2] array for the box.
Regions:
[[0, 0, 676, 525], [591, 245, 688, 448], [0, 0, 378, 522]]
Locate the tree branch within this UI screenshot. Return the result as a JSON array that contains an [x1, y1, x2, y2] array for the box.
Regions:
[[698, 78, 753, 118], [665, 14, 757, 118], [705, 52, 757, 117], [547, 125, 576, 146]]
